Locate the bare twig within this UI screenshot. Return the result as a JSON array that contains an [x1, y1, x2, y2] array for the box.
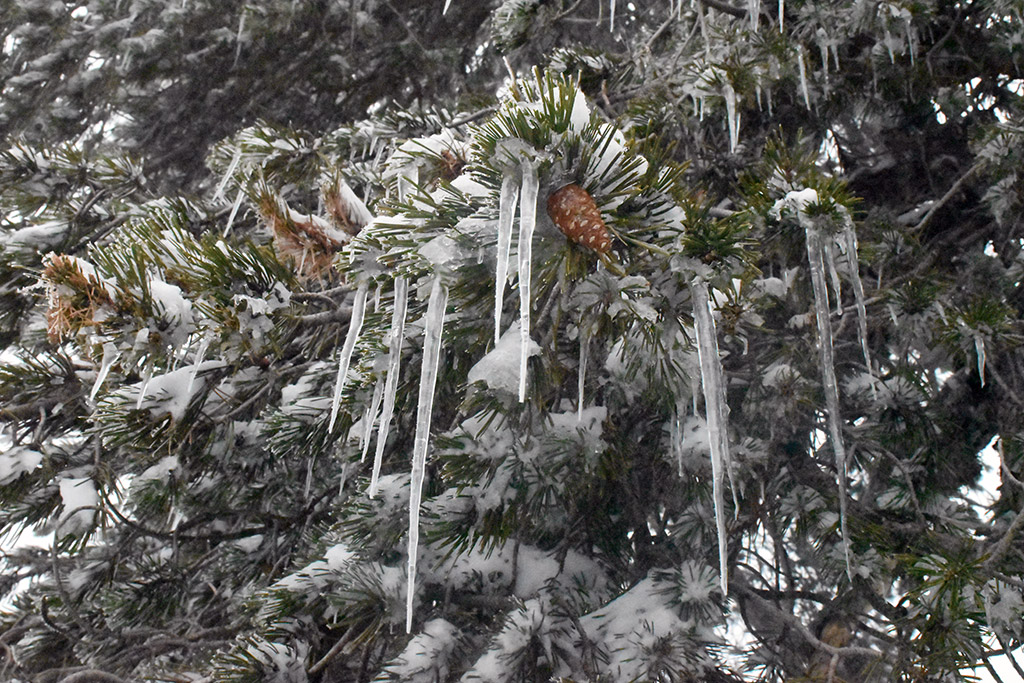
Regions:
[[449, 107, 499, 128], [912, 162, 981, 233], [308, 626, 355, 675]]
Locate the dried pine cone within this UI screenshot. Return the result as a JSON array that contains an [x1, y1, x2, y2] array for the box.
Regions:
[[546, 183, 613, 254]]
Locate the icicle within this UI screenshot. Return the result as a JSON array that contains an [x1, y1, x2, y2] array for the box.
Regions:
[[690, 278, 732, 596], [89, 342, 119, 402], [136, 365, 152, 409], [495, 173, 519, 345], [373, 282, 383, 312], [975, 335, 986, 387], [398, 166, 419, 203], [797, 45, 812, 109], [223, 187, 245, 237], [778, 0, 784, 32], [842, 223, 873, 378], [328, 282, 369, 434], [805, 227, 853, 579], [824, 239, 842, 316], [906, 19, 915, 67], [609, 0, 616, 31], [723, 82, 739, 153], [673, 400, 686, 477], [233, 8, 246, 65], [369, 276, 409, 499], [749, 0, 759, 31], [214, 147, 242, 203], [407, 275, 449, 633], [577, 324, 589, 421], [361, 377, 385, 462], [699, 3, 709, 57], [517, 162, 539, 403], [442, 0, 453, 14]]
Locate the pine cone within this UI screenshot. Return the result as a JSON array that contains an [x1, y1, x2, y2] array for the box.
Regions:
[[546, 183, 613, 254]]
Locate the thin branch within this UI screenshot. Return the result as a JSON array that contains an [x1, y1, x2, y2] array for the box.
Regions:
[[699, 0, 747, 18], [996, 633, 1024, 682], [380, 0, 427, 53], [912, 162, 981, 233], [983, 497, 1024, 572], [448, 107, 498, 128], [58, 671, 126, 683], [295, 304, 353, 326], [308, 626, 355, 675], [735, 582, 882, 661], [552, 0, 588, 22]]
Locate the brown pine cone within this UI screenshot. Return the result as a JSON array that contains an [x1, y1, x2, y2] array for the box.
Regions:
[[546, 183, 613, 254]]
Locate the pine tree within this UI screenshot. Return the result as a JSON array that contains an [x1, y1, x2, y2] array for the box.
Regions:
[[1, 2, 1023, 682]]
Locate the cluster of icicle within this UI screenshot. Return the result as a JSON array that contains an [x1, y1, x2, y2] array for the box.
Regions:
[[493, 162, 541, 402], [776, 188, 872, 579], [323, 132, 545, 631]]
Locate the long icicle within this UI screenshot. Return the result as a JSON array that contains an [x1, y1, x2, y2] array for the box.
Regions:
[[517, 161, 539, 403], [360, 377, 385, 462], [824, 237, 843, 316], [328, 282, 369, 433], [797, 44, 811, 109], [577, 323, 589, 421], [805, 227, 853, 579], [842, 223, 872, 377], [369, 276, 409, 498], [406, 275, 449, 633], [691, 278, 731, 596], [495, 172, 519, 345]]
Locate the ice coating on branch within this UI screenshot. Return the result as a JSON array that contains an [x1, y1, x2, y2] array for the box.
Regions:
[[328, 282, 369, 434], [842, 222, 873, 378], [89, 342, 119, 402], [361, 377, 385, 462], [797, 45, 811, 109], [495, 173, 519, 344], [370, 276, 409, 499], [407, 275, 449, 633], [723, 82, 739, 153], [690, 278, 731, 595], [517, 162, 539, 402], [805, 227, 852, 578]]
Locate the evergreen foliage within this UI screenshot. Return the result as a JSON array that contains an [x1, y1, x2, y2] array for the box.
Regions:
[[1, 1, 1023, 681]]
